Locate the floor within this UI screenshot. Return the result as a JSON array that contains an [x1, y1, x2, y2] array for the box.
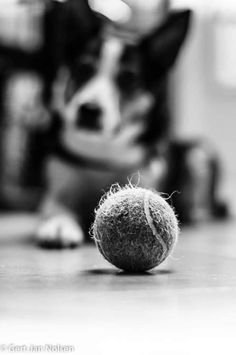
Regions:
[[0, 214, 236, 354]]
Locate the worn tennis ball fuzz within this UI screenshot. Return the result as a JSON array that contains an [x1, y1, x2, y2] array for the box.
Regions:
[[92, 186, 179, 272]]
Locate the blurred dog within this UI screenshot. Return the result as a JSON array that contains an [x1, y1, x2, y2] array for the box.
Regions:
[[34, 0, 192, 247], [0, 0, 228, 247]]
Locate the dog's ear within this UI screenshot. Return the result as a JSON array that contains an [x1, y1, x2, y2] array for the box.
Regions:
[[41, 0, 102, 99], [44, 0, 101, 64], [140, 10, 192, 82], [64, 0, 101, 39]]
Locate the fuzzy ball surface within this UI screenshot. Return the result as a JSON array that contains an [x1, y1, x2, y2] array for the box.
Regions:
[[92, 186, 179, 272]]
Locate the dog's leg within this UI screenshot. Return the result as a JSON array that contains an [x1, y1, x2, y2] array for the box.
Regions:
[[35, 159, 86, 248], [36, 196, 84, 248], [185, 144, 229, 222], [35, 154, 167, 248], [183, 144, 216, 223]]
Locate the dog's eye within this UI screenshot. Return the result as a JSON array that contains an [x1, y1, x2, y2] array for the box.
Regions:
[[116, 69, 140, 93], [74, 59, 96, 84]]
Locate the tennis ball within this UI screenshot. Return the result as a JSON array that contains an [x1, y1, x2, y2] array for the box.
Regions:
[[92, 185, 179, 272]]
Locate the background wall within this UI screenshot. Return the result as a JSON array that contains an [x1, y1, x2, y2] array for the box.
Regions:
[[170, 0, 236, 213]]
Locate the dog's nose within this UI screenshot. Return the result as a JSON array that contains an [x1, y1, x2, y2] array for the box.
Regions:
[[77, 103, 102, 131]]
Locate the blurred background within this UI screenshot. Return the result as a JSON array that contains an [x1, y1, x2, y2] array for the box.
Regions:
[[0, 0, 235, 218], [171, 0, 236, 215]]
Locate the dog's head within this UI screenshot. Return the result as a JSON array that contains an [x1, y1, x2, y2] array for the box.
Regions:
[[50, 1, 191, 138]]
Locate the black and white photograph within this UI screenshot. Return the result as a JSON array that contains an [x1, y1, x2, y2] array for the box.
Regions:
[[0, 0, 235, 354]]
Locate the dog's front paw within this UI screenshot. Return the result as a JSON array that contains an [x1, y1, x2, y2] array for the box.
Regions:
[[36, 215, 84, 248]]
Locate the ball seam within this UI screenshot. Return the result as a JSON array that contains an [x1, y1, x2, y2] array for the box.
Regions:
[[143, 190, 168, 261]]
